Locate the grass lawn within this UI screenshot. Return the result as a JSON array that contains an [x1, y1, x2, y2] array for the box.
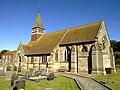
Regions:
[[0, 75, 79, 90], [95, 69, 120, 90]]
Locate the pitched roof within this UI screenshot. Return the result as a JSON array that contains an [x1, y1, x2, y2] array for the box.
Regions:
[[4, 51, 16, 55], [33, 12, 44, 29], [27, 30, 67, 55], [60, 22, 101, 45], [22, 42, 36, 54], [27, 21, 101, 55]]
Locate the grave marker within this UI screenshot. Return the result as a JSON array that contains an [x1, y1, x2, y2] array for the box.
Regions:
[[35, 70, 42, 77], [6, 66, 12, 80]]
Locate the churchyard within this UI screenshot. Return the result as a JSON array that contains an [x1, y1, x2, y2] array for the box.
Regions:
[[0, 75, 79, 90], [0, 64, 79, 90], [0, 63, 120, 90]]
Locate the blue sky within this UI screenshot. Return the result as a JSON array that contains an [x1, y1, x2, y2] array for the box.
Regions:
[[0, 0, 120, 51]]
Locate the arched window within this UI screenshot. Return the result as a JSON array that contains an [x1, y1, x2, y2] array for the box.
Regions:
[[82, 45, 88, 52]]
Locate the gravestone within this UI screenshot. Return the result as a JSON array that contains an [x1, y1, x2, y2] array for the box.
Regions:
[[0, 66, 4, 76], [6, 66, 12, 80], [14, 66, 17, 71], [47, 73, 54, 81], [11, 74, 19, 87], [25, 70, 32, 79], [6, 66, 11, 71], [18, 67, 21, 72], [0, 70, 5, 76], [35, 70, 42, 77], [13, 79, 26, 90]]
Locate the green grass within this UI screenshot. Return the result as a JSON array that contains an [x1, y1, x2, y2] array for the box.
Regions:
[[0, 75, 79, 90], [0, 77, 11, 90], [95, 69, 120, 90], [17, 71, 26, 75]]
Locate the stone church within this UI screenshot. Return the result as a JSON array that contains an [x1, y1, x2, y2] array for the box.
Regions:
[[15, 12, 116, 74]]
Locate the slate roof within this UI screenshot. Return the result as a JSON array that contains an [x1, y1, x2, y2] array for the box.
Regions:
[[26, 21, 101, 56]]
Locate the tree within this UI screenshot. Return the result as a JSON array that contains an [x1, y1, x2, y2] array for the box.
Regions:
[[0, 50, 9, 59], [114, 51, 120, 65], [111, 40, 120, 65], [111, 40, 120, 52]]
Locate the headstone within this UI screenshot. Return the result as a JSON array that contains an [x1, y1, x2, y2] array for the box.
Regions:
[[35, 70, 42, 77], [0, 66, 4, 76], [6, 66, 11, 71], [13, 79, 26, 90], [47, 73, 54, 81], [6, 66, 12, 80], [25, 70, 32, 79], [14, 66, 17, 71], [11, 74, 19, 86], [0, 70, 5, 76], [18, 67, 21, 72]]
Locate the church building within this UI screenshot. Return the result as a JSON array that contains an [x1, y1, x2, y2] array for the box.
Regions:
[[16, 11, 116, 74]]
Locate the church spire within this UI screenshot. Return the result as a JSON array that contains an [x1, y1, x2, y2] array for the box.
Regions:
[[31, 10, 45, 42], [33, 12, 44, 29]]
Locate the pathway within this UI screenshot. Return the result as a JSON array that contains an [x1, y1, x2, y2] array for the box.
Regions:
[[58, 73, 111, 90]]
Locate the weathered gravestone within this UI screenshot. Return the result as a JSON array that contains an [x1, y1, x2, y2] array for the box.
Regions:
[[0, 66, 4, 76], [35, 70, 42, 77], [25, 70, 32, 79], [0, 70, 5, 76], [7, 66, 11, 71], [18, 67, 21, 72], [13, 79, 26, 90], [11, 74, 19, 87], [14, 66, 17, 71], [11, 73, 26, 90], [6, 66, 13, 80], [47, 73, 54, 81]]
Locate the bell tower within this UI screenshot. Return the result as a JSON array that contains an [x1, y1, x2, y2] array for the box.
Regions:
[[31, 11, 45, 41]]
